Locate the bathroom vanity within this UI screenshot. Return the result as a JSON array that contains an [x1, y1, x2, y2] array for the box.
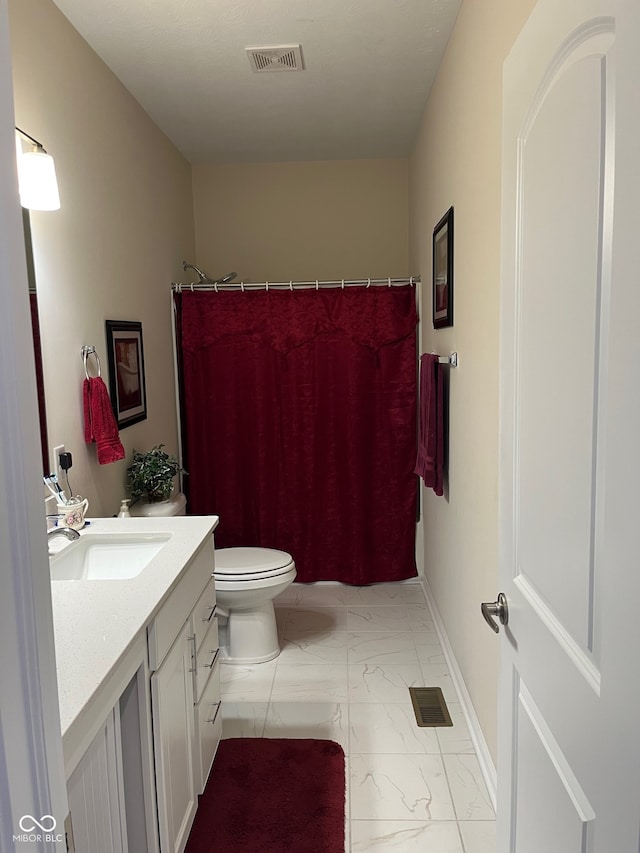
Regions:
[[49, 515, 221, 853]]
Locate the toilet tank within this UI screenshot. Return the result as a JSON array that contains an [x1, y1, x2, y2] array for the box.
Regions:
[[130, 492, 187, 517]]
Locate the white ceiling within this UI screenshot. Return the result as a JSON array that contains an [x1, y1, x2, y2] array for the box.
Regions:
[[51, 0, 462, 164]]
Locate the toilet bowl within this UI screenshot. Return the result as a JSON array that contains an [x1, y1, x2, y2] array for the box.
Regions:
[[213, 547, 296, 664], [126, 492, 292, 663]]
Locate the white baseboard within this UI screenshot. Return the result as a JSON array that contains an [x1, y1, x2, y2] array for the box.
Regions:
[[419, 575, 497, 810]]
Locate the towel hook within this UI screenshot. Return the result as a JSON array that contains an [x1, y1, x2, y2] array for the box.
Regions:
[[81, 346, 101, 379]]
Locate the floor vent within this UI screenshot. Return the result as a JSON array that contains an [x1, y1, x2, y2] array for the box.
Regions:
[[246, 44, 305, 73], [409, 687, 453, 727]]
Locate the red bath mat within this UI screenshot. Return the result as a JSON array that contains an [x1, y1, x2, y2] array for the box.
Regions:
[[185, 737, 345, 853]]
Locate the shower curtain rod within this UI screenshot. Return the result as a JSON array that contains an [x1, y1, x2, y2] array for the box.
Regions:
[[171, 276, 420, 293]]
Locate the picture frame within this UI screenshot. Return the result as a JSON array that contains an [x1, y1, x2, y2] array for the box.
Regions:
[[105, 320, 147, 429], [432, 206, 454, 329]]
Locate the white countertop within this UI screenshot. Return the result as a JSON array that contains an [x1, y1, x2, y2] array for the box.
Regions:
[[50, 515, 218, 748]]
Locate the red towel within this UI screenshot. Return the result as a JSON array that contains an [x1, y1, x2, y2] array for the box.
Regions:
[[83, 377, 125, 465], [414, 353, 444, 496]]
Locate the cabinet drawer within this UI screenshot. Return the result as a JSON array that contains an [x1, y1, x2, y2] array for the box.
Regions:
[[192, 577, 217, 654], [148, 537, 214, 671], [195, 663, 222, 792], [194, 616, 219, 703]]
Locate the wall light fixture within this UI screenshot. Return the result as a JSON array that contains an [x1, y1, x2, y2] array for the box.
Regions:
[[15, 127, 60, 211]]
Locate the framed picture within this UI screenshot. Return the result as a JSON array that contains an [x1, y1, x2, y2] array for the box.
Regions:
[[433, 206, 454, 329], [105, 320, 147, 429]]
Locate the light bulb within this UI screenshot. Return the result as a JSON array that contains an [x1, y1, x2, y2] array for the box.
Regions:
[[17, 147, 60, 211]]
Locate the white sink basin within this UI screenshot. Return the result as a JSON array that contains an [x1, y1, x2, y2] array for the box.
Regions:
[[50, 532, 172, 581]]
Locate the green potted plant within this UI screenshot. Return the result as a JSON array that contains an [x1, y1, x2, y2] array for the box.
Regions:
[[127, 444, 187, 505]]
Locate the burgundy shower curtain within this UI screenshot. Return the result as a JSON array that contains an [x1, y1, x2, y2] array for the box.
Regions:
[[176, 286, 418, 584]]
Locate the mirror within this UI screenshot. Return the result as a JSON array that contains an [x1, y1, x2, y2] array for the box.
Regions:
[[23, 209, 49, 474]]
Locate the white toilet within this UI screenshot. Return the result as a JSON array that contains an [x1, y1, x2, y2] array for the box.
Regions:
[[130, 495, 294, 663], [213, 547, 296, 664]]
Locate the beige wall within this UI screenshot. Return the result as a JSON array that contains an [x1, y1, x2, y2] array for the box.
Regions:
[[409, 0, 536, 761], [9, 0, 195, 517], [192, 159, 409, 282]]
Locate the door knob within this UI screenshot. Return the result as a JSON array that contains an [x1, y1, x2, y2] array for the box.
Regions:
[[481, 593, 508, 633]]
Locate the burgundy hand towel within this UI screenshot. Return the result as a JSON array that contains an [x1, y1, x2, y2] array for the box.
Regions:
[[414, 353, 444, 496], [83, 376, 125, 465]]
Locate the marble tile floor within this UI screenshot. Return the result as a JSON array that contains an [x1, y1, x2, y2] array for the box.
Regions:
[[219, 581, 495, 853]]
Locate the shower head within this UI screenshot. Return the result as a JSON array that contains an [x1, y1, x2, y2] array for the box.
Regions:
[[215, 271, 237, 284], [182, 261, 238, 285]]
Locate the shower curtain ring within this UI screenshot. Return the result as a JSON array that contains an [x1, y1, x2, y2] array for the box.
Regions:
[[240, 281, 245, 292], [266, 281, 269, 291], [341, 279, 345, 289], [315, 280, 319, 291], [289, 281, 294, 292], [388, 277, 392, 287], [214, 281, 218, 293], [367, 278, 371, 288]]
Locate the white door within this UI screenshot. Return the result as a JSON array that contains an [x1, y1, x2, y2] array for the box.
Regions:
[[497, 1, 640, 851]]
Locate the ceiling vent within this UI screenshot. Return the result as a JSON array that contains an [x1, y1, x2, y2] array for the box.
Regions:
[[246, 44, 304, 73]]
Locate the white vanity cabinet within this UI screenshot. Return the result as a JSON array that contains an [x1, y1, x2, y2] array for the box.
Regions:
[[54, 517, 222, 853], [148, 536, 222, 853]]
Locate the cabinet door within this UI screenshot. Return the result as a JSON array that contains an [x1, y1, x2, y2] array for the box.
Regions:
[[151, 620, 196, 853], [67, 709, 128, 853]]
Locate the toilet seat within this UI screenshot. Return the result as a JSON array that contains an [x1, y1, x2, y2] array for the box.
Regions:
[[213, 547, 295, 582]]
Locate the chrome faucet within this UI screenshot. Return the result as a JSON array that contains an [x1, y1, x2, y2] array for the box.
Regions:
[[47, 526, 80, 553]]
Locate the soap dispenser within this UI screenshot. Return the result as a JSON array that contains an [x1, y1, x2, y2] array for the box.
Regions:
[[118, 499, 131, 518]]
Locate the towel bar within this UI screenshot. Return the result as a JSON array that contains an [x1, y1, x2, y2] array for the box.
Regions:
[[434, 352, 458, 367], [81, 345, 101, 379]]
